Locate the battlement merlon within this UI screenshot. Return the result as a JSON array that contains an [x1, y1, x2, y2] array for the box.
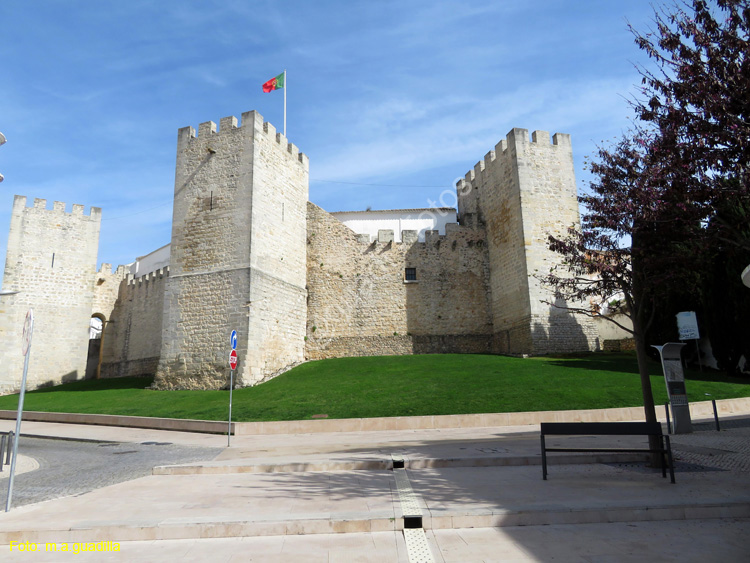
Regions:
[[176, 110, 309, 169], [506, 128, 572, 152], [12, 195, 101, 219], [126, 266, 170, 286], [460, 128, 573, 185]]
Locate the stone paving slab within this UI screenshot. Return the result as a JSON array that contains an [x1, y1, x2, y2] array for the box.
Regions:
[[1, 531, 410, 562], [0, 455, 748, 544], [427, 519, 750, 562], [0, 470, 400, 543], [0, 414, 748, 561], [2, 519, 748, 562]]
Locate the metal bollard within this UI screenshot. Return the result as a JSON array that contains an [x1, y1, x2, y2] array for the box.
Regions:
[[0, 434, 5, 471], [665, 403, 672, 434], [712, 399, 721, 431], [5, 432, 13, 466]]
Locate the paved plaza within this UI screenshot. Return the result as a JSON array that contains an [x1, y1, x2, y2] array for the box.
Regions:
[[0, 412, 748, 562]]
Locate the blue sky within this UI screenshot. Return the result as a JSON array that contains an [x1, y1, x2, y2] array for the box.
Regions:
[[0, 0, 658, 280]]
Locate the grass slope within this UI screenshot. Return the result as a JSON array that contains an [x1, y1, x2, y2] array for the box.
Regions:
[[0, 353, 747, 422]]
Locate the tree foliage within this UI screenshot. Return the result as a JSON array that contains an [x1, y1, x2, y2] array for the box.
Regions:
[[541, 0, 750, 425]]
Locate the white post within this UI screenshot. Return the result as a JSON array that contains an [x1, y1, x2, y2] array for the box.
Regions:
[[283, 69, 287, 138], [227, 369, 234, 447], [6, 309, 33, 512]]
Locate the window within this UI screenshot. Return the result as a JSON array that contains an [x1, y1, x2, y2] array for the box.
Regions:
[[405, 267, 417, 281]]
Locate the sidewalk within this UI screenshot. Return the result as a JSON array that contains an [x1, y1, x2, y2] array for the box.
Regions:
[[0, 412, 748, 562]]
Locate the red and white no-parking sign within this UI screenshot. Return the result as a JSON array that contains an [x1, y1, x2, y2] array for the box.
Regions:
[[229, 349, 238, 370]]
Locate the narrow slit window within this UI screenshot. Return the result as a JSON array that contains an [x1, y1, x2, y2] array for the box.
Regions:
[[405, 267, 417, 281]]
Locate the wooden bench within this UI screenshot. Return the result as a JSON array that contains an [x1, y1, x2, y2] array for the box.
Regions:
[[540, 422, 675, 484]]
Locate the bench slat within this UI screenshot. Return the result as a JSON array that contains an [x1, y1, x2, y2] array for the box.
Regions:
[[540, 422, 675, 484], [540, 422, 663, 436]]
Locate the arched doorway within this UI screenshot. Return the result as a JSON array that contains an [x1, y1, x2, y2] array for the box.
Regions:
[[85, 313, 106, 379]]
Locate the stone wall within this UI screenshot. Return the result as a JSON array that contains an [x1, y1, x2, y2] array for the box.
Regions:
[[0, 119, 611, 393], [154, 111, 308, 389], [92, 263, 128, 320], [305, 203, 493, 359], [99, 268, 167, 378], [0, 196, 100, 392]]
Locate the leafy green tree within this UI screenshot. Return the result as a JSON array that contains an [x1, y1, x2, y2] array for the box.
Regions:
[[541, 0, 750, 432]]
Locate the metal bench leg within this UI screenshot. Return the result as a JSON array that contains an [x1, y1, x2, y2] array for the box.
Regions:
[[659, 441, 667, 479], [541, 435, 548, 480], [664, 435, 675, 484]]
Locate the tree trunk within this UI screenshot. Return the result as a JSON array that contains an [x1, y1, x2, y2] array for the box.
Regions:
[[630, 228, 663, 466], [633, 319, 662, 466]]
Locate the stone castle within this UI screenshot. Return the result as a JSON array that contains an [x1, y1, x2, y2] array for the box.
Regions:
[[0, 110, 606, 393]]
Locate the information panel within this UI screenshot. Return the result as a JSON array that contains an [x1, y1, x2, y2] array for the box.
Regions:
[[653, 343, 692, 433]]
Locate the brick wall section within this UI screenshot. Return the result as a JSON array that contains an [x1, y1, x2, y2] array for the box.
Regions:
[[305, 203, 493, 359], [0, 196, 100, 393], [99, 268, 167, 378], [458, 129, 599, 355], [154, 111, 308, 389]]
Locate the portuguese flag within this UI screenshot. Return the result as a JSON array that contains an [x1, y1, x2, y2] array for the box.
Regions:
[[262, 72, 285, 93]]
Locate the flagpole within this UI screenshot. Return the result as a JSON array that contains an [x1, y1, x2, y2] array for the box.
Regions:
[[283, 69, 287, 137]]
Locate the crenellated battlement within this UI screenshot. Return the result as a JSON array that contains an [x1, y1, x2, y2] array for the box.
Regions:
[[456, 127, 575, 224], [126, 266, 169, 286], [98, 263, 129, 276], [354, 222, 483, 246], [13, 195, 101, 218], [462, 128, 571, 187], [177, 110, 308, 168]]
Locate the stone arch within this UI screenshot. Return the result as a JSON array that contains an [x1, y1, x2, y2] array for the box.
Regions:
[[85, 313, 108, 379]]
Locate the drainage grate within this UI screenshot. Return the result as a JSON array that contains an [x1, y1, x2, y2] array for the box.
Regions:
[[394, 468, 422, 518], [403, 528, 435, 563], [403, 515, 423, 529], [390, 454, 436, 563], [392, 454, 405, 469]]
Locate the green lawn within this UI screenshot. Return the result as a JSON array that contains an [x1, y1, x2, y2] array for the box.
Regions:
[[0, 353, 747, 422]]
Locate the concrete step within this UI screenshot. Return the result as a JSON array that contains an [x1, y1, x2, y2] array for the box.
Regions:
[[152, 452, 648, 475], [3, 501, 749, 545], [1, 462, 747, 544]]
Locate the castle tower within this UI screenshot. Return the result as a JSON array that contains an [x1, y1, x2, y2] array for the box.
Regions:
[[457, 128, 599, 355], [154, 111, 309, 389], [0, 196, 101, 393]]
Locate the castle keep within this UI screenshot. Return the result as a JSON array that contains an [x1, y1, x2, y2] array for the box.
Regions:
[[0, 111, 600, 393]]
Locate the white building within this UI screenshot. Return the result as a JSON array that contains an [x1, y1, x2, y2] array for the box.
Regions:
[[331, 208, 457, 242]]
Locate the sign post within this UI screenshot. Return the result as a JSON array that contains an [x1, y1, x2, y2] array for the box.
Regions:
[[653, 343, 693, 434], [676, 311, 702, 372], [227, 331, 238, 447], [6, 309, 34, 512]]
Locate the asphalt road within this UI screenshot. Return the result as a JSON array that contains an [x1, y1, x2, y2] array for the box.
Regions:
[[0, 436, 223, 508]]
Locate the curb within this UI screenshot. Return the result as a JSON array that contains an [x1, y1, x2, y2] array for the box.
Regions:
[[2, 501, 747, 543], [1, 397, 749, 435], [152, 453, 648, 475]]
